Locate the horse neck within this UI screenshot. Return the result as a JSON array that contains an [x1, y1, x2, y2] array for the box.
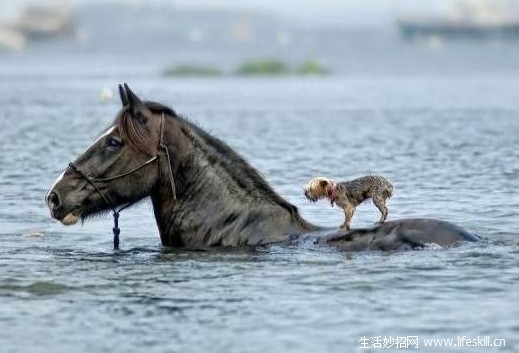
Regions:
[[149, 118, 313, 247]]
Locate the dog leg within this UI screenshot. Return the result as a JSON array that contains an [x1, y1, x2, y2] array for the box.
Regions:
[[373, 196, 388, 223], [340, 204, 355, 230]]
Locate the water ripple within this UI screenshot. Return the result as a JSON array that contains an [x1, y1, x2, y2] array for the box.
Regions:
[[1, 76, 519, 353]]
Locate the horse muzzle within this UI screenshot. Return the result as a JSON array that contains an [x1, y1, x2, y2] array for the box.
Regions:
[[61, 213, 80, 225], [46, 191, 80, 225]]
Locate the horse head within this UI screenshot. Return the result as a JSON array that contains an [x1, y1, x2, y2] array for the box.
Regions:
[[46, 84, 312, 247], [46, 84, 174, 225]]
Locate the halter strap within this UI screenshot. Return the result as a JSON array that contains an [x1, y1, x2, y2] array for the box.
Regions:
[[68, 113, 175, 249], [90, 156, 157, 182]]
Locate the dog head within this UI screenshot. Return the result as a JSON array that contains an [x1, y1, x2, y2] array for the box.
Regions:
[[303, 177, 334, 202]]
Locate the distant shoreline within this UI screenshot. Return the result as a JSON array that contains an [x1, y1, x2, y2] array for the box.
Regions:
[[163, 59, 330, 77]]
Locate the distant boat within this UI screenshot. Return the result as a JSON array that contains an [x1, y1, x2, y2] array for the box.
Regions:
[[0, 2, 74, 50], [10, 4, 75, 40], [397, 0, 519, 40]]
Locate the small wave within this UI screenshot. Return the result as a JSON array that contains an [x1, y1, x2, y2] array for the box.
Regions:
[[0, 281, 70, 296], [420, 243, 444, 250]]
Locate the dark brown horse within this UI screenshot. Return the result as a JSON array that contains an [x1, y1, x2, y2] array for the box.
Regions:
[[46, 84, 480, 250]]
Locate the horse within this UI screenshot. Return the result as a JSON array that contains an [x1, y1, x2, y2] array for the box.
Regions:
[[46, 84, 480, 250]]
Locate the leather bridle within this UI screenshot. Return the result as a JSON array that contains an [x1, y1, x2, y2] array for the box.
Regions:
[[68, 113, 176, 249]]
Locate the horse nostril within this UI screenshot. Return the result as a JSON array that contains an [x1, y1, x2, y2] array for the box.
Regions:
[[47, 191, 61, 211]]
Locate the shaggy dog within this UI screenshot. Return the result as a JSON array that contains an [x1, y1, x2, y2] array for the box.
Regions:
[[303, 175, 394, 230]]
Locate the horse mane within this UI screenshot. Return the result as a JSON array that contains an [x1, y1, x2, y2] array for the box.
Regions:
[[115, 102, 177, 157], [115, 100, 300, 218]]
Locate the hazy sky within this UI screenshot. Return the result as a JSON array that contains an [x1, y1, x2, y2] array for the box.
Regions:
[[0, 0, 451, 26], [170, 0, 449, 26]]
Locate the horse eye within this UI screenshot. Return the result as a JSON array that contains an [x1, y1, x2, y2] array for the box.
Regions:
[[107, 137, 123, 148]]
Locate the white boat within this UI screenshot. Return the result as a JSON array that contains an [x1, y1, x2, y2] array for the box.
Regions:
[[397, 0, 519, 40], [0, 1, 74, 50], [10, 4, 74, 40]]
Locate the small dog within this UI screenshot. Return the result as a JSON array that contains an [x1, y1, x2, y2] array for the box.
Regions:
[[303, 175, 394, 230]]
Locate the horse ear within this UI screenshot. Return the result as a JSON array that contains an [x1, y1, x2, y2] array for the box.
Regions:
[[123, 83, 148, 124], [118, 84, 128, 106]]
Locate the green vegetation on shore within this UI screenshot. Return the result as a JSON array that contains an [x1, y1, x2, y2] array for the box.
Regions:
[[295, 60, 330, 75], [235, 60, 290, 76], [163, 64, 223, 77], [163, 60, 330, 77]]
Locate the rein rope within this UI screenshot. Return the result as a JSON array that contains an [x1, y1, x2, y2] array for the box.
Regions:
[[68, 113, 176, 250]]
